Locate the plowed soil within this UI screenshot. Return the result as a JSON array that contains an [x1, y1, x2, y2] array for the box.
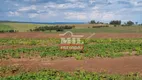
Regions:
[[1, 56, 142, 75], [0, 32, 142, 38]]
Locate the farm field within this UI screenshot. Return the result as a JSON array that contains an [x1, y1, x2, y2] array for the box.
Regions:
[[0, 22, 142, 79], [0, 38, 141, 58], [1, 23, 48, 32], [67, 27, 142, 33], [0, 67, 142, 80], [1, 0, 142, 79], [0, 36, 142, 79], [0, 24, 13, 31], [0, 22, 142, 33]]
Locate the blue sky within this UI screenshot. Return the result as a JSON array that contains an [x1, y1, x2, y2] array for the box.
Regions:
[[0, 0, 142, 23]]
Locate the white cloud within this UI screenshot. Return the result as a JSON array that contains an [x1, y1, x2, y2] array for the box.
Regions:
[[28, 10, 58, 19], [63, 10, 116, 21], [89, 0, 96, 4], [92, 6, 99, 10], [8, 11, 20, 16], [89, 10, 102, 19], [66, 0, 82, 3], [5, 0, 142, 22], [66, 0, 78, 2], [44, 2, 86, 9], [14, 3, 19, 6], [24, 0, 37, 2], [48, 11, 57, 16], [88, 10, 122, 21], [134, 1, 142, 6], [18, 5, 36, 12], [28, 13, 38, 18], [36, 13, 58, 20], [129, 0, 142, 6], [102, 12, 115, 20], [64, 12, 87, 20]]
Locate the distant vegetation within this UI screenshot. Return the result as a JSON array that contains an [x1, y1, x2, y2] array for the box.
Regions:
[[123, 21, 135, 26], [90, 20, 141, 27], [92, 25, 109, 28], [68, 27, 142, 33], [0, 30, 18, 33], [89, 20, 104, 24], [109, 20, 121, 27], [0, 20, 19, 23], [29, 25, 75, 32], [1, 23, 47, 32], [0, 20, 141, 33], [0, 24, 18, 33]]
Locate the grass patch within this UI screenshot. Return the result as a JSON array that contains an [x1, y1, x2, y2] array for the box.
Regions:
[[2, 23, 49, 32], [67, 26, 142, 33], [0, 24, 13, 31]]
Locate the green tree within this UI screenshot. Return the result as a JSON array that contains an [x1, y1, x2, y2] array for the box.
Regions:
[[109, 20, 121, 27], [127, 21, 134, 26], [90, 20, 96, 24]]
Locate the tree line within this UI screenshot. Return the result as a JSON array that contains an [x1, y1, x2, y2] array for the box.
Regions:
[[29, 25, 75, 32], [89, 20, 140, 27], [0, 30, 18, 33], [110, 20, 135, 26]]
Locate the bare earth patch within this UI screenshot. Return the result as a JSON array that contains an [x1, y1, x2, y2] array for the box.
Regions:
[[1, 56, 142, 75], [0, 32, 142, 38]]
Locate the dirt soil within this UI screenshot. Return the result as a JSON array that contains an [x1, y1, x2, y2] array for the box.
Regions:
[[0, 32, 142, 38], [1, 56, 142, 75]]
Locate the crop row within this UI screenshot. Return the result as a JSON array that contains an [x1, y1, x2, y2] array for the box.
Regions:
[[0, 38, 59, 45], [0, 69, 141, 80], [0, 38, 141, 45], [0, 41, 141, 59]]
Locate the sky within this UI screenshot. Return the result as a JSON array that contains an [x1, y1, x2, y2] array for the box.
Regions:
[[0, 0, 142, 23]]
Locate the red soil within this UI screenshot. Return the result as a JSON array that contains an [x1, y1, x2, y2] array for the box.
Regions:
[[1, 56, 142, 75], [0, 32, 142, 38]]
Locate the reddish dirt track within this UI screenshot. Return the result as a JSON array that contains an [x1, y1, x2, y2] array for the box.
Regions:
[[1, 56, 142, 75], [0, 32, 142, 38]]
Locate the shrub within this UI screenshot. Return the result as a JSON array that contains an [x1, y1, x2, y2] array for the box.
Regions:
[[30, 25, 74, 32]]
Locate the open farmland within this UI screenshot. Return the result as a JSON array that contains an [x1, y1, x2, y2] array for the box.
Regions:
[[1, 0, 142, 79], [1, 23, 48, 32], [0, 23, 142, 80], [67, 26, 142, 33], [0, 35, 142, 79], [0, 38, 141, 59], [56, 24, 110, 29], [0, 24, 13, 31], [0, 68, 142, 80], [1, 22, 142, 33]]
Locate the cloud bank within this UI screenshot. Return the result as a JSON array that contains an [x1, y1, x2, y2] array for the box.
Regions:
[[0, 0, 142, 23]]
